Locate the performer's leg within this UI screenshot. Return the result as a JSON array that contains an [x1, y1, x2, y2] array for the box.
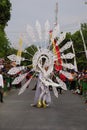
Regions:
[[42, 87, 51, 108], [1, 92, 3, 102], [0, 91, 1, 102], [37, 90, 45, 108], [42, 94, 47, 108], [0, 91, 3, 103]]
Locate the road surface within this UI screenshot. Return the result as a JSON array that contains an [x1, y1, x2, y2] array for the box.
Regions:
[[0, 78, 87, 130]]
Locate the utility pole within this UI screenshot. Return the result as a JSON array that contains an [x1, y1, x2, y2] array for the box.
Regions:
[[84, 1, 87, 4], [55, 2, 58, 26], [80, 26, 87, 59]]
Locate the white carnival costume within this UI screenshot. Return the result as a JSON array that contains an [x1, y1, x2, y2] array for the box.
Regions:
[[32, 48, 60, 108], [7, 21, 76, 108], [33, 72, 51, 108]]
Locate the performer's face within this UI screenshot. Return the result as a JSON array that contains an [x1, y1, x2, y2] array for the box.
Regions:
[[45, 66, 48, 71], [42, 58, 46, 66]]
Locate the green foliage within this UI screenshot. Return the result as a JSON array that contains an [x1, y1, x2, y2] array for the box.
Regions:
[[72, 23, 87, 70], [0, 28, 11, 58], [22, 45, 38, 66], [61, 23, 87, 71], [0, 0, 11, 28], [0, 0, 12, 59]]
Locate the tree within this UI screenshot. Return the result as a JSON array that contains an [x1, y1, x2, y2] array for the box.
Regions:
[[22, 45, 38, 66], [65, 23, 87, 70], [0, 29, 10, 58], [0, 0, 11, 29], [0, 0, 12, 59], [58, 23, 87, 71]]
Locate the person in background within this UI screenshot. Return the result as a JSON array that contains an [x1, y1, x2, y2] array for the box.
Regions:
[[69, 70, 77, 91], [0, 70, 4, 103], [59, 72, 67, 94]]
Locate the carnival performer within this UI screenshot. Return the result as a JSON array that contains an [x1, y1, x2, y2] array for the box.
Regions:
[[31, 57, 51, 108], [37, 67, 51, 108]]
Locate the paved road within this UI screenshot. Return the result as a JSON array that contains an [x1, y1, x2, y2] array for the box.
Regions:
[[0, 79, 87, 130]]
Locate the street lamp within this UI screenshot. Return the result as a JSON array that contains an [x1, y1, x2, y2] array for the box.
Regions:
[[84, 1, 87, 4]]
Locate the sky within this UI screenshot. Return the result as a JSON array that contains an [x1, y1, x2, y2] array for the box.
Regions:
[[5, 0, 87, 49]]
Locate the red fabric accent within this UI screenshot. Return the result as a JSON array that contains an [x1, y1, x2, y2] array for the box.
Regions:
[[59, 73, 66, 81], [53, 39, 62, 71], [54, 63, 62, 71]]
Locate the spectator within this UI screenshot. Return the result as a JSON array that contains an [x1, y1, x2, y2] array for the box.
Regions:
[[0, 71, 4, 103]]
